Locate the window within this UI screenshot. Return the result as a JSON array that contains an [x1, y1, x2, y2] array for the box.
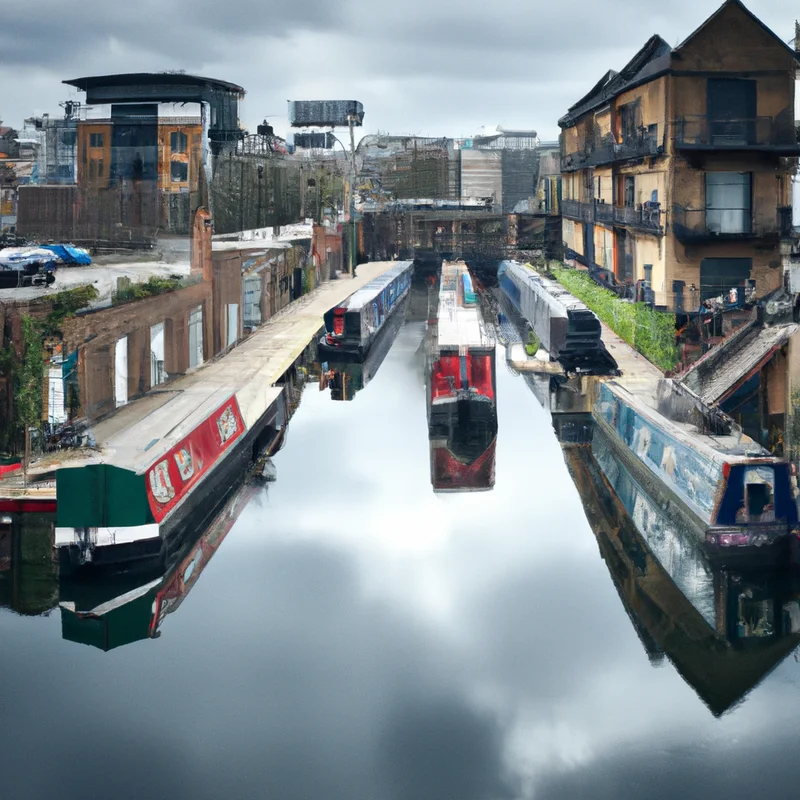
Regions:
[[89, 132, 104, 148], [170, 131, 188, 154], [60, 130, 77, 147], [619, 102, 641, 144], [56, 164, 71, 178], [706, 172, 751, 234], [226, 304, 239, 348], [150, 322, 166, 387], [97, 160, 104, 178], [623, 176, 635, 208], [188, 306, 203, 369], [171, 161, 188, 182]]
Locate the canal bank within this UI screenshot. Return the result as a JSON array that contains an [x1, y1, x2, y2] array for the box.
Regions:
[[0, 261, 401, 565]]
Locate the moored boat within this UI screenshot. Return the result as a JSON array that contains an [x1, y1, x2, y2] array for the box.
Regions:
[[322, 295, 408, 401], [498, 260, 618, 375], [427, 261, 497, 492], [317, 261, 413, 363], [54, 385, 287, 570], [593, 380, 798, 562]]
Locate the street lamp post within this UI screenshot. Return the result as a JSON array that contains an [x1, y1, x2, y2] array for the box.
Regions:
[[328, 122, 358, 277], [287, 100, 364, 278]]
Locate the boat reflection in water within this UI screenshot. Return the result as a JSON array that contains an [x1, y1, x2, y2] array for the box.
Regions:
[[59, 469, 268, 651], [565, 423, 800, 716], [427, 261, 497, 493], [321, 297, 408, 402], [57, 371, 304, 650]]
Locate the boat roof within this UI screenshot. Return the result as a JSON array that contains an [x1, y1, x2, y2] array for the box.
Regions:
[[500, 260, 592, 318], [436, 261, 496, 351], [601, 381, 772, 464], [338, 261, 413, 312]]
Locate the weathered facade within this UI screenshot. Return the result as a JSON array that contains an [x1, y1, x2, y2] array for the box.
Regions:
[[559, 0, 799, 311]]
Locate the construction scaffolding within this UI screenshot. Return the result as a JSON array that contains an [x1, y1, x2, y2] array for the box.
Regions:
[[210, 150, 346, 235]]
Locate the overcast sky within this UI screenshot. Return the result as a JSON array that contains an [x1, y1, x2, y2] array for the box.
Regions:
[[0, 0, 797, 142]]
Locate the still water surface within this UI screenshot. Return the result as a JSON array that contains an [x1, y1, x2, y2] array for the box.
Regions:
[[2, 309, 800, 799]]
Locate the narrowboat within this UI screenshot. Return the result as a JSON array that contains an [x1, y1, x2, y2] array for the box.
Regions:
[[497, 260, 618, 375], [565, 441, 800, 716], [322, 296, 408, 401], [54, 385, 288, 571], [593, 381, 798, 562], [318, 260, 413, 363], [427, 261, 498, 492]]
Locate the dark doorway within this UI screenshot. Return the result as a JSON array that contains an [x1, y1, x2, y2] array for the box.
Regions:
[[616, 230, 634, 284], [707, 79, 757, 145], [700, 257, 752, 301], [293, 267, 303, 300]]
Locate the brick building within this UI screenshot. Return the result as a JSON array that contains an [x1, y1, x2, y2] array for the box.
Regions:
[[559, 0, 799, 312]]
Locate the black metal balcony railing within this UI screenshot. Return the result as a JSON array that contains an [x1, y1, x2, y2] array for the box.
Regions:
[[595, 202, 614, 224], [561, 198, 595, 223], [673, 115, 799, 151], [670, 205, 778, 241], [562, 199, 664, 234], [561, 133, 661, 172], [614, 203, 663, 233]]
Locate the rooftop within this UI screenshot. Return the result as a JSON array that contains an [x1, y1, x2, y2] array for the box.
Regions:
[[64, 72, 244, 95]]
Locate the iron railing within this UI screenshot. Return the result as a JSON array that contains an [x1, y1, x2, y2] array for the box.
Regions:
[[671, 205, 773, 241], [562, 199, 663, 234], [561, 199, 595, 223], [614, 203, 663, 233], [561, 132, 661, 172], [673, 115, 799, 150]]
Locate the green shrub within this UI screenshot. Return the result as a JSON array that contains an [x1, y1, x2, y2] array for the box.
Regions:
[[113, 276, 182, 306], [41, 285, 100, 336], [550, 266, 679, 372]]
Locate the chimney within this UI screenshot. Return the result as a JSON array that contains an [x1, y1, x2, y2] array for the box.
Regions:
[[796, 21, 800, 55]]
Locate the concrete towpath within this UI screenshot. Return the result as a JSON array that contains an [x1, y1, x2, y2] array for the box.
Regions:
[[1, 262, 399, 499], [598, 322, 664, 408]]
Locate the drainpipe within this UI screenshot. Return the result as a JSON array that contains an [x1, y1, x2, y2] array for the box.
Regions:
[[349, 115, 357, 276]]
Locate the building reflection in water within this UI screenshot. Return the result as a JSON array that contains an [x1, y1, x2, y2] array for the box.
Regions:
[[0, 513, 58, 617]]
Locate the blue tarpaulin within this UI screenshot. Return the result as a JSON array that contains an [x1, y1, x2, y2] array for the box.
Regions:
[[41, 245, 92, 265]]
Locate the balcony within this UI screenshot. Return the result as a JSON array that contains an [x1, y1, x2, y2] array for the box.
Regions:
[[561, 199, 595, 223], [671, 205, 784, 242], [613, 203, 663, 234], [560, 132, 661, 172], [562, 198, 664, 235], [673, 115, 800, 153]]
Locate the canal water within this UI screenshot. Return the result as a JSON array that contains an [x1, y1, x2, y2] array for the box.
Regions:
[[3, 283, 800, 799]]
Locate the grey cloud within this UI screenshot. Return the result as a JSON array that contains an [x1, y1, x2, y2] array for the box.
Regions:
[[2, 0, 797, 139]]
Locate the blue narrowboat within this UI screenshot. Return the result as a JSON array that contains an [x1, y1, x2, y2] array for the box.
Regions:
[[594, 381, 798, 561], [498, 260, 618, 375], [318, 261, 413, 363]]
